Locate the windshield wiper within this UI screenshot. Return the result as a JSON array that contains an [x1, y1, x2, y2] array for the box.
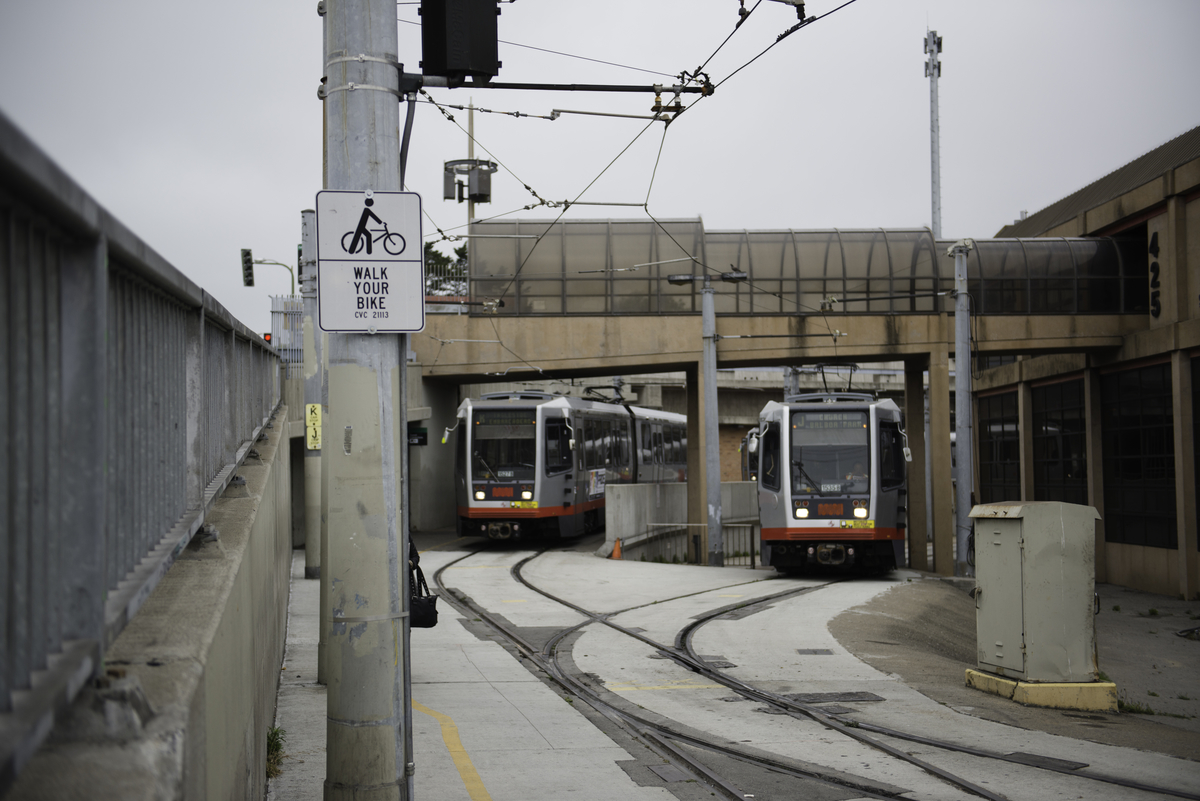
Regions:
[[792, 460, 833, 496], [474, 452, 499, 481]]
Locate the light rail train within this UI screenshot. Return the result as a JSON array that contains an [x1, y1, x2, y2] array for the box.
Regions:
[[750, 392, 909, 574], [450, 392, 688, 539]]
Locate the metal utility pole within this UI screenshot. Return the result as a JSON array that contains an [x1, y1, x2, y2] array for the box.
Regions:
[[301, 209, 323, 580], [702, 277, 723, 566], [949, 239, 974, 577], [925, 29, 943, 239], [321, 0, 411, 798], [467, 99, 475, 223]]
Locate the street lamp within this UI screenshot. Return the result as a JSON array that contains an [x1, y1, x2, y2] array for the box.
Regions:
[[666, 268, 747, 566]]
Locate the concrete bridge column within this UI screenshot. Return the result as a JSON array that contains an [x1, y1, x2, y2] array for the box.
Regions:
[[904, 358, 928, 571], [1084, 368, 1107, 582], [1018, 380, 1035, 502], [928, 345, 955, 575], [1172, 350, 1198, 599]]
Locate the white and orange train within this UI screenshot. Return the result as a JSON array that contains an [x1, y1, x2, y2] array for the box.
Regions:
[[451, 392, 688, 539], [750, 392, 910, 574]]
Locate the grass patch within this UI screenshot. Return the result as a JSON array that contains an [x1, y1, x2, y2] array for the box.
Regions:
[[1178, 694, 1193, 701], [266, 726, 287, 778], [1097, 670, 1112, 682], [1111, 605, 1121, 612], [1149, 608, 1159, 616], [1118, 696, 1156, 715], [1148, 690, 1159, 697]]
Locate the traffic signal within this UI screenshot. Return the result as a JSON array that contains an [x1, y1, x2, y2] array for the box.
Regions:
[[241, 248, 254, 287], [420, 0, 500, 83], [263, 333, 272, 344]]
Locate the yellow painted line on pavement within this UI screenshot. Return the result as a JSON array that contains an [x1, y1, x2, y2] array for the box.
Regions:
[[412, 700, 493, 801]]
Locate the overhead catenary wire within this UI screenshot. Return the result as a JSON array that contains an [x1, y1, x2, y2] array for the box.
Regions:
[[416, 1, 861, 373], [397, 16, 675, 78]]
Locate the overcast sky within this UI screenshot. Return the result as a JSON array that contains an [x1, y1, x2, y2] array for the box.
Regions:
[[2, 0, 1197, 334]]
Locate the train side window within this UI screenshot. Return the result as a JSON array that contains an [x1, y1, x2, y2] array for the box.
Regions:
[[671, 427, 682, 463], [761, 422, 781, 491], [653, 427, 664, 465], [545, 419, 571, 474], [879, 422, 904, 490], [585, 417, 597, 469]]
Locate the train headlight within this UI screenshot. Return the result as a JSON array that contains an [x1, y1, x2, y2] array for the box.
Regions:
[[854, 507, 868, 519], [522, 491, 533, 500], [475, 491, 485, 501], [795, 507, 809, 519]]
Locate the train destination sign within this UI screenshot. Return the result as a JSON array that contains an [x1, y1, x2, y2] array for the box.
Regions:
[[315, 189, 425, 333]]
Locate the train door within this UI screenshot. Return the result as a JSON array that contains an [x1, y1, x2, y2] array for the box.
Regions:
[[757, 410, 788, 534], [636, 420, 652, 483], [652, 424, 665, 482], [454, 408, 468, 535], [877, 417, 907, 565], [543, 409, 575, 537]]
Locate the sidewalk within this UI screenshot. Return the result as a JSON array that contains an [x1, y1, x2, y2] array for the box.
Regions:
[[268, 550, 678, 800]]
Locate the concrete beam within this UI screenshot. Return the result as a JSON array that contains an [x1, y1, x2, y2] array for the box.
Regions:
[[904, 358, 929, 571], [415, 312, 1138, 384]]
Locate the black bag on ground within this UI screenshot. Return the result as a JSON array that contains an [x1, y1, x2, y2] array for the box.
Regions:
[[410, 565, 438, 628]]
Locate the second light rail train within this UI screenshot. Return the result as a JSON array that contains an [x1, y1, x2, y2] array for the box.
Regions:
[[750, 392, 909, 574], [451, 392, 688, 539]]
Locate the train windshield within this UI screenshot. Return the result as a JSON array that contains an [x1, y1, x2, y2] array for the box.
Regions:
[[472, 408, 537, 481], [790, 410, 869, 494]]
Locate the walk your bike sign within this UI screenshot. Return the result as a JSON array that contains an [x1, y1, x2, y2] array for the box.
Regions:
[[315, 189, 425, 333]]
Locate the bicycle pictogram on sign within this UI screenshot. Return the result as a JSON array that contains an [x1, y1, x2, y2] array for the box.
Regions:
[[341, 197, 406, 256]]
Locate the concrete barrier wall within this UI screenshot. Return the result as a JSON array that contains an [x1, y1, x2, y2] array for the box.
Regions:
[[602, 484, 688, 557], [10, 407, 293, 801]]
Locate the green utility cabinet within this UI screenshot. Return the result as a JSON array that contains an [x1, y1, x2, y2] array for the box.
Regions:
[[969, 501, 1101, 683]]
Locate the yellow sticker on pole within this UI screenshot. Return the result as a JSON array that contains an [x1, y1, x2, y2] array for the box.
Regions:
[[306, 404, 323, 450]]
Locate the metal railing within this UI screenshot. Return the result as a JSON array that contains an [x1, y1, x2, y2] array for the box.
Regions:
[[467, 219, 1144, 317], [271, 295, 304, 377], [639, 523, 759, 567], [0, 110, 280, 792]]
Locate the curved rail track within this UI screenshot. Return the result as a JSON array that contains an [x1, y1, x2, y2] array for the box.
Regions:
[[432, 546, 1200, 801]]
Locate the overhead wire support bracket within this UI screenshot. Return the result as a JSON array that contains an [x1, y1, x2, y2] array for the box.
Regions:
[[448, 80, 714, 96]]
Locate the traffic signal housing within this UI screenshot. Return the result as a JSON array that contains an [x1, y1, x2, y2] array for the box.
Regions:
[[241, 248, 254, 287], [420, 0, 500, 83]]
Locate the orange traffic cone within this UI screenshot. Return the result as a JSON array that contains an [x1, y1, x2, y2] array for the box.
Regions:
[[611, 538, 622, 560]]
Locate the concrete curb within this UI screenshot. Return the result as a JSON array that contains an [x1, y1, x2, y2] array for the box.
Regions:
[[965, 668, 1119, 712]]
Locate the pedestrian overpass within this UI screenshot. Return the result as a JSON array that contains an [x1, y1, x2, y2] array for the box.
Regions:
[[411, 217, 1147, 580]]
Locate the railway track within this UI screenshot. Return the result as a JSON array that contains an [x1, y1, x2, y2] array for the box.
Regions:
[[432, 545, 1200, 801]]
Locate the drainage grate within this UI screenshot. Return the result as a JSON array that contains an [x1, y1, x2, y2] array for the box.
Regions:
[[648, 764, 693, 782], [783, 692, 885, 704], [699, 655, 737, 669], [795, 648, 835, 655]]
